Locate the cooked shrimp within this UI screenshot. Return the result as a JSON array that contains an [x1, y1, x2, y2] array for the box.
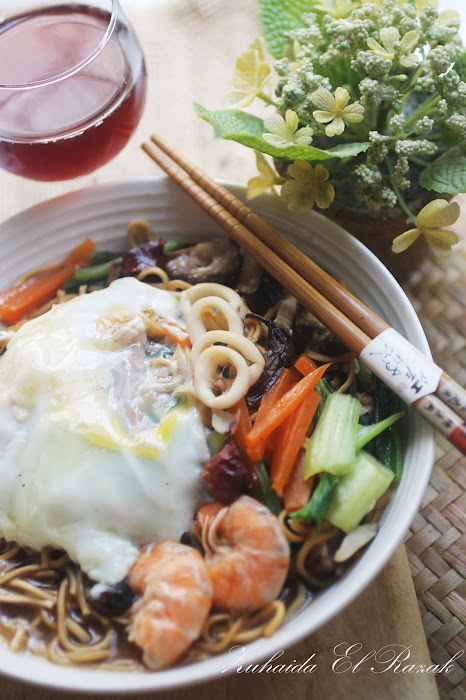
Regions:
[[127, 541, 213, 669], [196, 495, 290, 612]]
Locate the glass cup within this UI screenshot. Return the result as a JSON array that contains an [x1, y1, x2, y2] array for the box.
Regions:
[[0, 0, 147, 181]]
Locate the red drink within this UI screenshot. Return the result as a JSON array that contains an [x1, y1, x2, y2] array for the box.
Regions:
[[0, 4, 147, 181]]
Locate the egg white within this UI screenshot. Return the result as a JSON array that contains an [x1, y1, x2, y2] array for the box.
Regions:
[[0, 277, 209, 584]]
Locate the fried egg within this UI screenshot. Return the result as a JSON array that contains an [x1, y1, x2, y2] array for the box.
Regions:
[[0, 277, 209, 584]]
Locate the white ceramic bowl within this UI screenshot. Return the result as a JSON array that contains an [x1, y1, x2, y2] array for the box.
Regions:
[[0, 178, 435, 693]]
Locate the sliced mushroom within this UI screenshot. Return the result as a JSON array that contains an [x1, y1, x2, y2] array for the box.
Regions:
[[236, 252, 262, 296], [165, 238, 241, 285], [334, 523, 378, 563], [274, 295, 297, 334]]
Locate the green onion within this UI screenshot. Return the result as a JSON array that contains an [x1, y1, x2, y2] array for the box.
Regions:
[[74, 258, 122, 283], [314, 377, 335, 421], [252, 463, 282, 516], [290, 472, 341, 530], [303, 392, 360, 479], [356, 411, 404, 452], [163, 241, 190, 253], [207, 431, 228, 456], [87, 250, 124, 265]]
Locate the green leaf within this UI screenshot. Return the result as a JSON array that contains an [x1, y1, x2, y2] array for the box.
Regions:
[[258, 0, 317, 59], [419, 145, 466, 194], [194, 104, 370, 162]]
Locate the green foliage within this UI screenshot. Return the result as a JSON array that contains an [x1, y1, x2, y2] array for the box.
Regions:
[[419, 146, 466, 194], [258, 0, 316, 59], [195, 0, 466, 231], [453, 52, 466, 79], [194, 104, 370, 161]]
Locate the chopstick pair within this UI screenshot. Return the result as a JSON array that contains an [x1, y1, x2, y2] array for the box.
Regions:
[[142, 135, 466, 457]]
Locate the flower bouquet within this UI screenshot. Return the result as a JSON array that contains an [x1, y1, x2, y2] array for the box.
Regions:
[[196, 0, 466, 275]]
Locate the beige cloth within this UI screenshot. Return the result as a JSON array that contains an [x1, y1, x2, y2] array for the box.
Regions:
[[0, 0, 261, 220]]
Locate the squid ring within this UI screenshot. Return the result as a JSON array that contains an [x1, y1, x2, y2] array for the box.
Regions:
[[187, 297, 244, 343], [191, 330, 265, 384], [194, 346, 250, 409], [181, 283, 248, 320]]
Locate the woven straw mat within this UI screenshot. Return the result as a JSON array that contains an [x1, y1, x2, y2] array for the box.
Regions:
[[402, 196, 466, 700]]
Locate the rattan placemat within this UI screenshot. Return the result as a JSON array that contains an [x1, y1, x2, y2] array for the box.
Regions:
[[404, 199, 466, 700]]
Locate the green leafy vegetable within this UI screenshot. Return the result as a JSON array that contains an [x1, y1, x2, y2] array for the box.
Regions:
[[290, 472, 341, 529], [326, 450, 395, 533], [303, 392, 361, 478], [373, 378, 403, 481]]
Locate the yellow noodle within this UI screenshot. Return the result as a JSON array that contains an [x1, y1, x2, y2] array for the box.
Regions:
[[0, 592, 53, 609], [13, 262, 62, 287], [283, 582, 308, 622], [194, 617, 244, 654], [0, 543, 21, 561], [44, 550, 70, 570], [167, 279, 191, 292], [9, 579, 56, 601], [336, 361, 356, 394], [296, 526, 338, 586], [278, 510, 309, 543], [66, 566, 78, 597], [0, 564, 43, 586], [10, 624, 27, 653], [137, 266, 169, 287], [29, 614, 43, 629], [40, 608, 58, 629], [75, 570, 92, 617], [126, 219, 153, 248], [66, 619, 92, 644]]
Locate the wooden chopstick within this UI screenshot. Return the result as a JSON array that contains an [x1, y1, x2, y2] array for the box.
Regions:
[[142, 140, 371, 355], [142, 137, 466, 456], [148, 134, 466, 424]]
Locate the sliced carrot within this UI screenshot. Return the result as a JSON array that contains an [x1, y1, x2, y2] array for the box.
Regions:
[[62, 238, 96, 267], [294, 353, 318, 376], [0, 238, 97, 326], [255, 369, 295, 423], [271, 389, 321, 496], [231, 398, 258, 481], [250, 368, 297, 463], [233, 398, 252, 459], [154, 315, 191, 347], [0, 264, 76, 325], [284, 451, 315, 513], [245, 363, 330, 461]]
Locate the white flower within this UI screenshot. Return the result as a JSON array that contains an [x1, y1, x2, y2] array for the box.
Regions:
[[312, 87, 364, 137], [367, 27, 419, 68], [263, 110, 314, 148], [247, 152, 284, 199], [392, 199, 460, 255], [223, 39, 271, 109]]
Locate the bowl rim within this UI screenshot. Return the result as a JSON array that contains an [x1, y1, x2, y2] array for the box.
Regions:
[[0, 176, 435, 694]]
